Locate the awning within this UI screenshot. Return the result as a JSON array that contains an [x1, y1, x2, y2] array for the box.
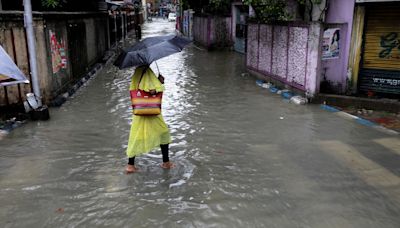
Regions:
[[0, 45, 30, 86]]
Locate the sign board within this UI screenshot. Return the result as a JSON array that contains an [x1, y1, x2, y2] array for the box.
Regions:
[[322, 28, 340, 60], [359, 69, 400, 94]]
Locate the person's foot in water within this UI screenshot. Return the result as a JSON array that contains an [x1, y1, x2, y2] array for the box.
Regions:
[[161, 161, 175, 169], [126, 164, 139, 174]]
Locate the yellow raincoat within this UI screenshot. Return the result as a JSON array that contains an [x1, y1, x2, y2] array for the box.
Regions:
[[126, 66, 171, 158]]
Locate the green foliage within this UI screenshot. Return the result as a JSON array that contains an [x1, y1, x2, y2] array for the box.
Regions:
[[244, 0, 325, 22], [243, 0, 290, 22], [182, 0, 231, 15], [41, 0, 61, 8], [207, 0, 231, 15]]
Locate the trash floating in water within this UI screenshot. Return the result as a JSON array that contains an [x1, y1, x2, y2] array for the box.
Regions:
[[254, 79, 307, 105], [261, 82, 272, 89], [281, 91, 294, 100], [256, 80, 265, 86], [279, 117, 284, 120], [269, 87, 279, 93], [241, 73, 250, 77], [290, 96, 308, 105]]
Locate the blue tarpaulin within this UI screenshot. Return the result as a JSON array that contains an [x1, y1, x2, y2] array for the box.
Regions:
[[0, 45, 29, 86]]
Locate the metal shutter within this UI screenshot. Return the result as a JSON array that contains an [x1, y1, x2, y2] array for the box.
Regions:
[[359, 4, 400, 94]]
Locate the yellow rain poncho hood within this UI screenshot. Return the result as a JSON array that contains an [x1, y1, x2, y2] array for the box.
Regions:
[[129, 66, 164, 93]]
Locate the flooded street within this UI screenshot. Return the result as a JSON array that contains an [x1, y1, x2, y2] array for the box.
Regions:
[[1, 19, 400, 227]]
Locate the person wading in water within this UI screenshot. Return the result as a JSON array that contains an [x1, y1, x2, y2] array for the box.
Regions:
[[125, 65, 174, 173]]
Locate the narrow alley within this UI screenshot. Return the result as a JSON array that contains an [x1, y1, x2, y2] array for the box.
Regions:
[[0, 19, 399, 227]]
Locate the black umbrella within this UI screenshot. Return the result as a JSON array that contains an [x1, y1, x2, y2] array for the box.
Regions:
[[114, 35, 191, 69]]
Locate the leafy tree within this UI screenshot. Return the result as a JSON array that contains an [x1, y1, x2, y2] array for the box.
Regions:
[[207, 0, 231, 15], [297, 0, 327, 21], [41, 0, 61, 8], [243, 0, 290, 22], [182, 0, 232, 16], [244, 0, 326, 22]]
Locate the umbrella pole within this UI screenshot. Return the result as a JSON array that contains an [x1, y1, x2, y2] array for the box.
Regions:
[[23, 0, 42, 107], [155, 61, 160, 75]]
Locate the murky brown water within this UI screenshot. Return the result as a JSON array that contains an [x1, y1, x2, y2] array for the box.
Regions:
[[1, 19, 400, 227]]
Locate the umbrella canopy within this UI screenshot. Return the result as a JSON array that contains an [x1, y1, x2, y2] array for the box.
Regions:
[[114, 35, 191, 69], [0, 45, 30, 86]]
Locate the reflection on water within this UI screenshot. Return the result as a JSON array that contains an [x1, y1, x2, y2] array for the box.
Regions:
[[0, 19, 400, 227]]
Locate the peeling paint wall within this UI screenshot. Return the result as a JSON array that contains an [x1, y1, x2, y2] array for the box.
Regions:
[[0, 12, 109, 106], [247, 22, 323, 96], [0, 16, 49, 106], [322, 0, 355, 93]]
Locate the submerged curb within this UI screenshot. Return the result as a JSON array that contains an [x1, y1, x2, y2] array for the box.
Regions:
[[256, 80, 308, 105], [50, 58, 111, 107], [50, 63, 103, 107], [0, 47, 119, 138], [320, 104, 399, 135]]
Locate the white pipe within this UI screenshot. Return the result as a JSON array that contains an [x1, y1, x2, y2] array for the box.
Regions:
[[23, 0, 42, 107]]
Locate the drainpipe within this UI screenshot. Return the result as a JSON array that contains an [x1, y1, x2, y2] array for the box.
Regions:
[[23, 0, 42, 107]]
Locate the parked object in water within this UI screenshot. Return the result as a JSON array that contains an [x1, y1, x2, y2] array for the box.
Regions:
[[168, 13, 176, 22], [24, 93, 40, 111], [290, 96, 308, 105], [23, 93, 50, 120]]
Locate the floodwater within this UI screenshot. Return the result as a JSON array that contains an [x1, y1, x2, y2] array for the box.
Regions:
[[1, 19, 400, 228]]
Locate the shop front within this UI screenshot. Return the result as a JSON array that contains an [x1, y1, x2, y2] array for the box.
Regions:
[[356, 1, 400, 96]]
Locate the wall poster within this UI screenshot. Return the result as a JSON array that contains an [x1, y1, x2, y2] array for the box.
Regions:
[[322, 28, 340, 60]]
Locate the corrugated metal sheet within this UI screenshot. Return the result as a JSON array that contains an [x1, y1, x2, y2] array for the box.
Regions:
[[363, 5, 400, 70], [359, 4, 400, 94]]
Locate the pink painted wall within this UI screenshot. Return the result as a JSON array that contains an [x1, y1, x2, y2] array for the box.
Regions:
[[247, 22, 323, 96], [323, 0, 355, 93]]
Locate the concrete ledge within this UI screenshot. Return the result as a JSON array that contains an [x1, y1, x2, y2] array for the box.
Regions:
[[248, 69, 306, 97], [312, 94, 400, 113], [320, 104, 399, 135]]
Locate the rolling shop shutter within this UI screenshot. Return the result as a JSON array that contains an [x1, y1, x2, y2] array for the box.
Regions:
[[359, 4, 400, 95]]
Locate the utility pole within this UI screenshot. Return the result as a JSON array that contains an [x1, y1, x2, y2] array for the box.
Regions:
[[23, 0, 49, 120], [23, 0, 42, 107]]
